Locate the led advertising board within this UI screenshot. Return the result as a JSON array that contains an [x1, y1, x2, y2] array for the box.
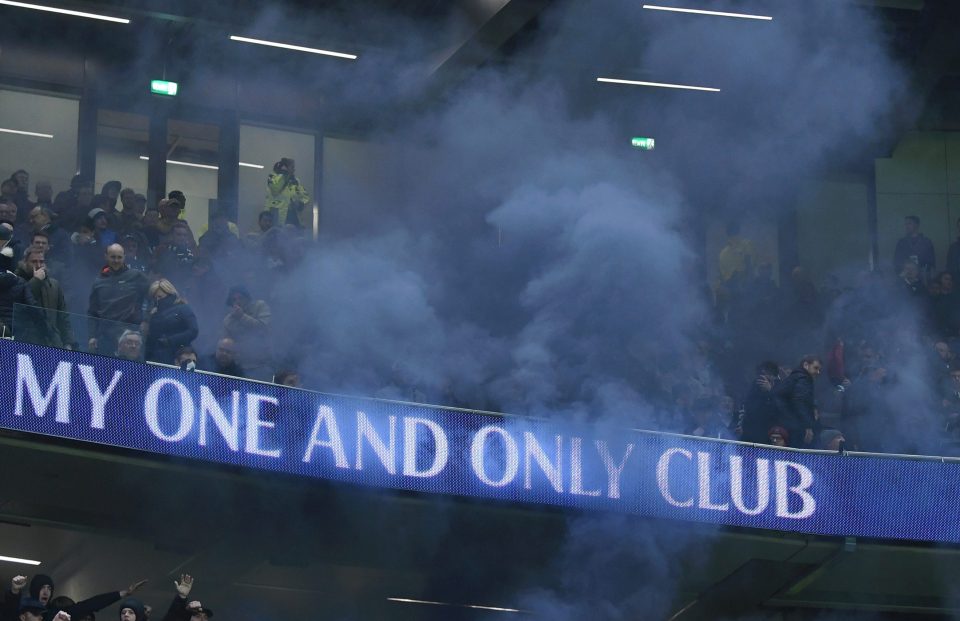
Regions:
[[1, 340, 958, 543]]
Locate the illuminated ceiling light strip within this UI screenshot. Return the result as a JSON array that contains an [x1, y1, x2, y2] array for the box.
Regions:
[[465, 604, 525, 613], [0, 127, 54, 138], [387, 598, 447, 607], [140, 156, 264, 170], [0, 0, 129, 23], [642, 4, 772, 20], [387, 598, 523, 613], [0, 555, 41, 566], [596, 77, 720, 92], [229, 35, 357, 60]]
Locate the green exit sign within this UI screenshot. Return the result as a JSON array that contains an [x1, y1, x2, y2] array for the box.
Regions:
[[631, 136, 655, 150], [150, 80, 179, 96]]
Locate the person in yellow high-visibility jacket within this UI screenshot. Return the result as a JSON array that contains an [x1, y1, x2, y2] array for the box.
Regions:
[[266, 158, 310, 228]]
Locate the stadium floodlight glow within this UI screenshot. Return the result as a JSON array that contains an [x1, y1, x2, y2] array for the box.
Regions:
[[0, 0, 129, 23], [229, 35, 357, 60], [0, 555, 41, 566], [642, 4, 772, 20], [597, 77, 720, 92], [0, 127, 53, 138]]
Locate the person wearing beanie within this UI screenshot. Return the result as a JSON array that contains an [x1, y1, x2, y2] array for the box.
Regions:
[[0, 245, 37, 338]]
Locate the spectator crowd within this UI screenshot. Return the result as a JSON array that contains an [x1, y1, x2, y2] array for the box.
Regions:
[[0, 163, 309, 384], [3, 164, 960, 456], [3, 573, 209, 621]]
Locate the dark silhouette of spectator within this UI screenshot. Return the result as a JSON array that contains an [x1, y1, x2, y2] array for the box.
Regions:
[[54, 177, 94, 232], [198, 208, 241, 260], [144, 279, 198, 364], [33, 181, 54, 211], [153, 221, 196, 289], [222, 285, 272, 380], [741, 361, 781, 443], [100, 180, 122, 216], [27, 207, 72, 267], [274, 368, 300, 387], [87, 243, 150, 354], [200, 337, 245, 377], [156, 198, 196, 250], [9, 170, 33, 219], [893, 215, 936, 280], [774, 355, 822, 448]]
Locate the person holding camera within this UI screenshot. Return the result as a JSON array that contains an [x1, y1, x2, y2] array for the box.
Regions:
[[265, 158, 310, 229]]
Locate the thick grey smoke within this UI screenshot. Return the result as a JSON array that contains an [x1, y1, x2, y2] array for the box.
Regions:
[[248, 0, 911, 618]]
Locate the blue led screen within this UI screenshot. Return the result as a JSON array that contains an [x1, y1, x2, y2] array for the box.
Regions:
[[2, 340, 959, 544]]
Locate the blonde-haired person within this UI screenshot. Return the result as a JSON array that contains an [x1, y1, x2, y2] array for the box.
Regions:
[[144, 278, 198, 364]]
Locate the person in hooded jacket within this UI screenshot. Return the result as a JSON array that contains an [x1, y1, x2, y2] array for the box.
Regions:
[[0, 246, 36, 338], [5, 575, 146, 621], [144, 279, 198, 364]]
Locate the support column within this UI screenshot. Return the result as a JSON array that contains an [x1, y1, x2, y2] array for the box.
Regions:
[[217, 113, 240, 223], [146, 104, 168, 208]]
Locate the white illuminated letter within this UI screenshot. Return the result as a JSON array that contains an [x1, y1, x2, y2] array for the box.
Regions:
[[571, 437, 601, 497], [302, 405, 349, 467], [470, 426, 519, 487], [597, 441, 634, 499], [356, 411, 396, 474], [656, 448, 693, 507], [77, 365, 122, 429], [14, 354, 72, 422], [730, 456, 770, 516], [696, 452, 729, 511], [144, 378, 194, 442], [402, 417, 449, 478], [199, 387, 240, 451], [774, 461, 816, 519], [245, 393, 280, 458], [523, 432, 563, 493]]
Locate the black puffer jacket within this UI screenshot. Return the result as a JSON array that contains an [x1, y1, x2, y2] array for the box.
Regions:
[[0, 270, 36, 337]]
